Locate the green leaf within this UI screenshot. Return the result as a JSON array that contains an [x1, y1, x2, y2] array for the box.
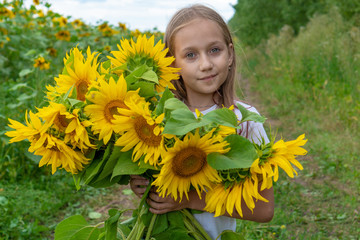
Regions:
[[25, 49, 37, 56], [95, 145, 121, 182], [164, 98, 188, 111], [155, 87, 174, 115], [128, 80, 155, 98], [163, 109, 211, 135], [236, 103, 266, 124], [152, 214, 169, 235], [81, 144, 113, 185], [54, 215, 103, 240], [218, 230, 245, 240], [19, 69, 33, 77], [101, 60, 111, 70], [24, 151, 41, 165], [105, 209, 122, 240], [141, 70, 159, 84], [203, 108, 238, 127], [17, 92, 37, 102], [164, 98, 189, 122], [207, 134, 258, 170], [111, 150, 147, 177], [62, 84, 75, 100], [167, 211, 186, 228], [88, 174, 123, 188], [110, 63, 127, 72], [154, 229, 192, 240], [88, 212, 102, 219], [68, 98, 84, 107], [9, 83, 31, 91], [125, 64, 147, 84]]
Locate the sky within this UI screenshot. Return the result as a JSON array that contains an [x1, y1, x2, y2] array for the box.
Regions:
[[24, 0, 237, 32]]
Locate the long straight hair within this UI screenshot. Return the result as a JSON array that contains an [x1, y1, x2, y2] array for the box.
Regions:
[[164, 4, 238, 108]]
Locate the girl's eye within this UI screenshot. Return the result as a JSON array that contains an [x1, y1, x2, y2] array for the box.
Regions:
[[210, 47, 220, 53], [186, 52, 195, 58]]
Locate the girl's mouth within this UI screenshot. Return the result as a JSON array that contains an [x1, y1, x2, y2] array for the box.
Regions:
[[199, 74, 217, 81]]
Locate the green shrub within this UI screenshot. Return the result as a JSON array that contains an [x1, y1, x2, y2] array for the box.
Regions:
[[228, 0, 360, 47]]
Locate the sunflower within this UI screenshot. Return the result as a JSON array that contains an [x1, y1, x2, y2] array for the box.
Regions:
[[45, 84, 61, 101], [204, 175, 268, 218], [251, 134, 307, 191], [6, 111, 89, 174], [0, 7, 15, 18], [112, 95, 165, 167], [108, 34, 180, 93], [84, 75, 144, 144], [5, 110, 49, 144], [152, 129, 229, 202], [34, 56, 50, 70], [118, 22, 127, 31], [36, 102, 95, 151], [36, 102, 72, 131], [71, 19, 84, 28], [46, 47, 57, 57], [30, 134, 89, 174], [55, 30, 71, 41], [54, 46, 99, 101]]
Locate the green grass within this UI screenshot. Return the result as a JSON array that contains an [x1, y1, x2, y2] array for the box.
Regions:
[[235, 9, 360, 240], [0, 172, 123, 239]]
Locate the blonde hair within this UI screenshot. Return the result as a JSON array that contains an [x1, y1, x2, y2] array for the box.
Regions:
[[164, 4, 238, 108]]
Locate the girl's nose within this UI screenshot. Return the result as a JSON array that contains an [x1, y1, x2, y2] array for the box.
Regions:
[[199, 55, 213, 71]]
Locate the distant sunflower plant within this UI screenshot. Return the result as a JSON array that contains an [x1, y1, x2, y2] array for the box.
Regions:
[[5, 34, 307, 240]]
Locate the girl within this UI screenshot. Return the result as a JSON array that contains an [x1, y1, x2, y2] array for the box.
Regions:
[[130, 4, 274, 239]]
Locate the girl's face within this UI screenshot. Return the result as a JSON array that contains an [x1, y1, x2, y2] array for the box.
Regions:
[[173, 18, 233, 104]]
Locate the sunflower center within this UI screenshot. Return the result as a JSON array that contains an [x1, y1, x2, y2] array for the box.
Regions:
[[134, 116, 162, 146], [104, 100, 127, 123], [76, 80, 88, 101], [172, 147, 207, 178], [54, 114, 71, 130], [50, 145, 60, 151]]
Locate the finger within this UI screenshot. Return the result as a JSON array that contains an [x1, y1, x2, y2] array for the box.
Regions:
[[130, 175, 147, 180], [148, 192, 166, 203], [130, 179, 149, 187], [147, 198, 171, 210], [149, 207, 169, 215]]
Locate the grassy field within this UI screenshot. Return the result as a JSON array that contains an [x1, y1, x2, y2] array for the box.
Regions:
[[1, 2, 359, 240], [233, 9, 360, 240]]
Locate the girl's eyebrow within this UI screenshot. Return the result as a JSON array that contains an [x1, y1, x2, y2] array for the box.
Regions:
[[179, 41, 225, 52]]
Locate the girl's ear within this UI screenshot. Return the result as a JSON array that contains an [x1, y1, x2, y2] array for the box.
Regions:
[[228, 43, 234, 67]]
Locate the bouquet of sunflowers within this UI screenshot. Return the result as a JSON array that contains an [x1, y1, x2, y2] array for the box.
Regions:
[[5, 34, 307, 240]]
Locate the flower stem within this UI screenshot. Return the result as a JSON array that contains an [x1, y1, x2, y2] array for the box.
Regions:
[[183, 219, 203, 240], [145, 213, 157, 240], [181, 209, 212, 240], [127, 205, 148, 240]]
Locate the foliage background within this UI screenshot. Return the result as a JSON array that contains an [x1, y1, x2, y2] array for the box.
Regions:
[[229, 0, 360, 239], [0, 0, 359, 239]]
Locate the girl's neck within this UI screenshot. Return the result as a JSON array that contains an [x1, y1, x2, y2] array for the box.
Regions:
[[187, 102, 216, 111], [186, 93, 219, 111]]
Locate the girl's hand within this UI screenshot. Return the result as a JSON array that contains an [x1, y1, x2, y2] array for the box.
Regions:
[[129, 175, 149, 198], [146, 187, 190, 214]]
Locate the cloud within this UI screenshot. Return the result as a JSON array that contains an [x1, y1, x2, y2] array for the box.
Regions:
[[25, 0, 236, 31]]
